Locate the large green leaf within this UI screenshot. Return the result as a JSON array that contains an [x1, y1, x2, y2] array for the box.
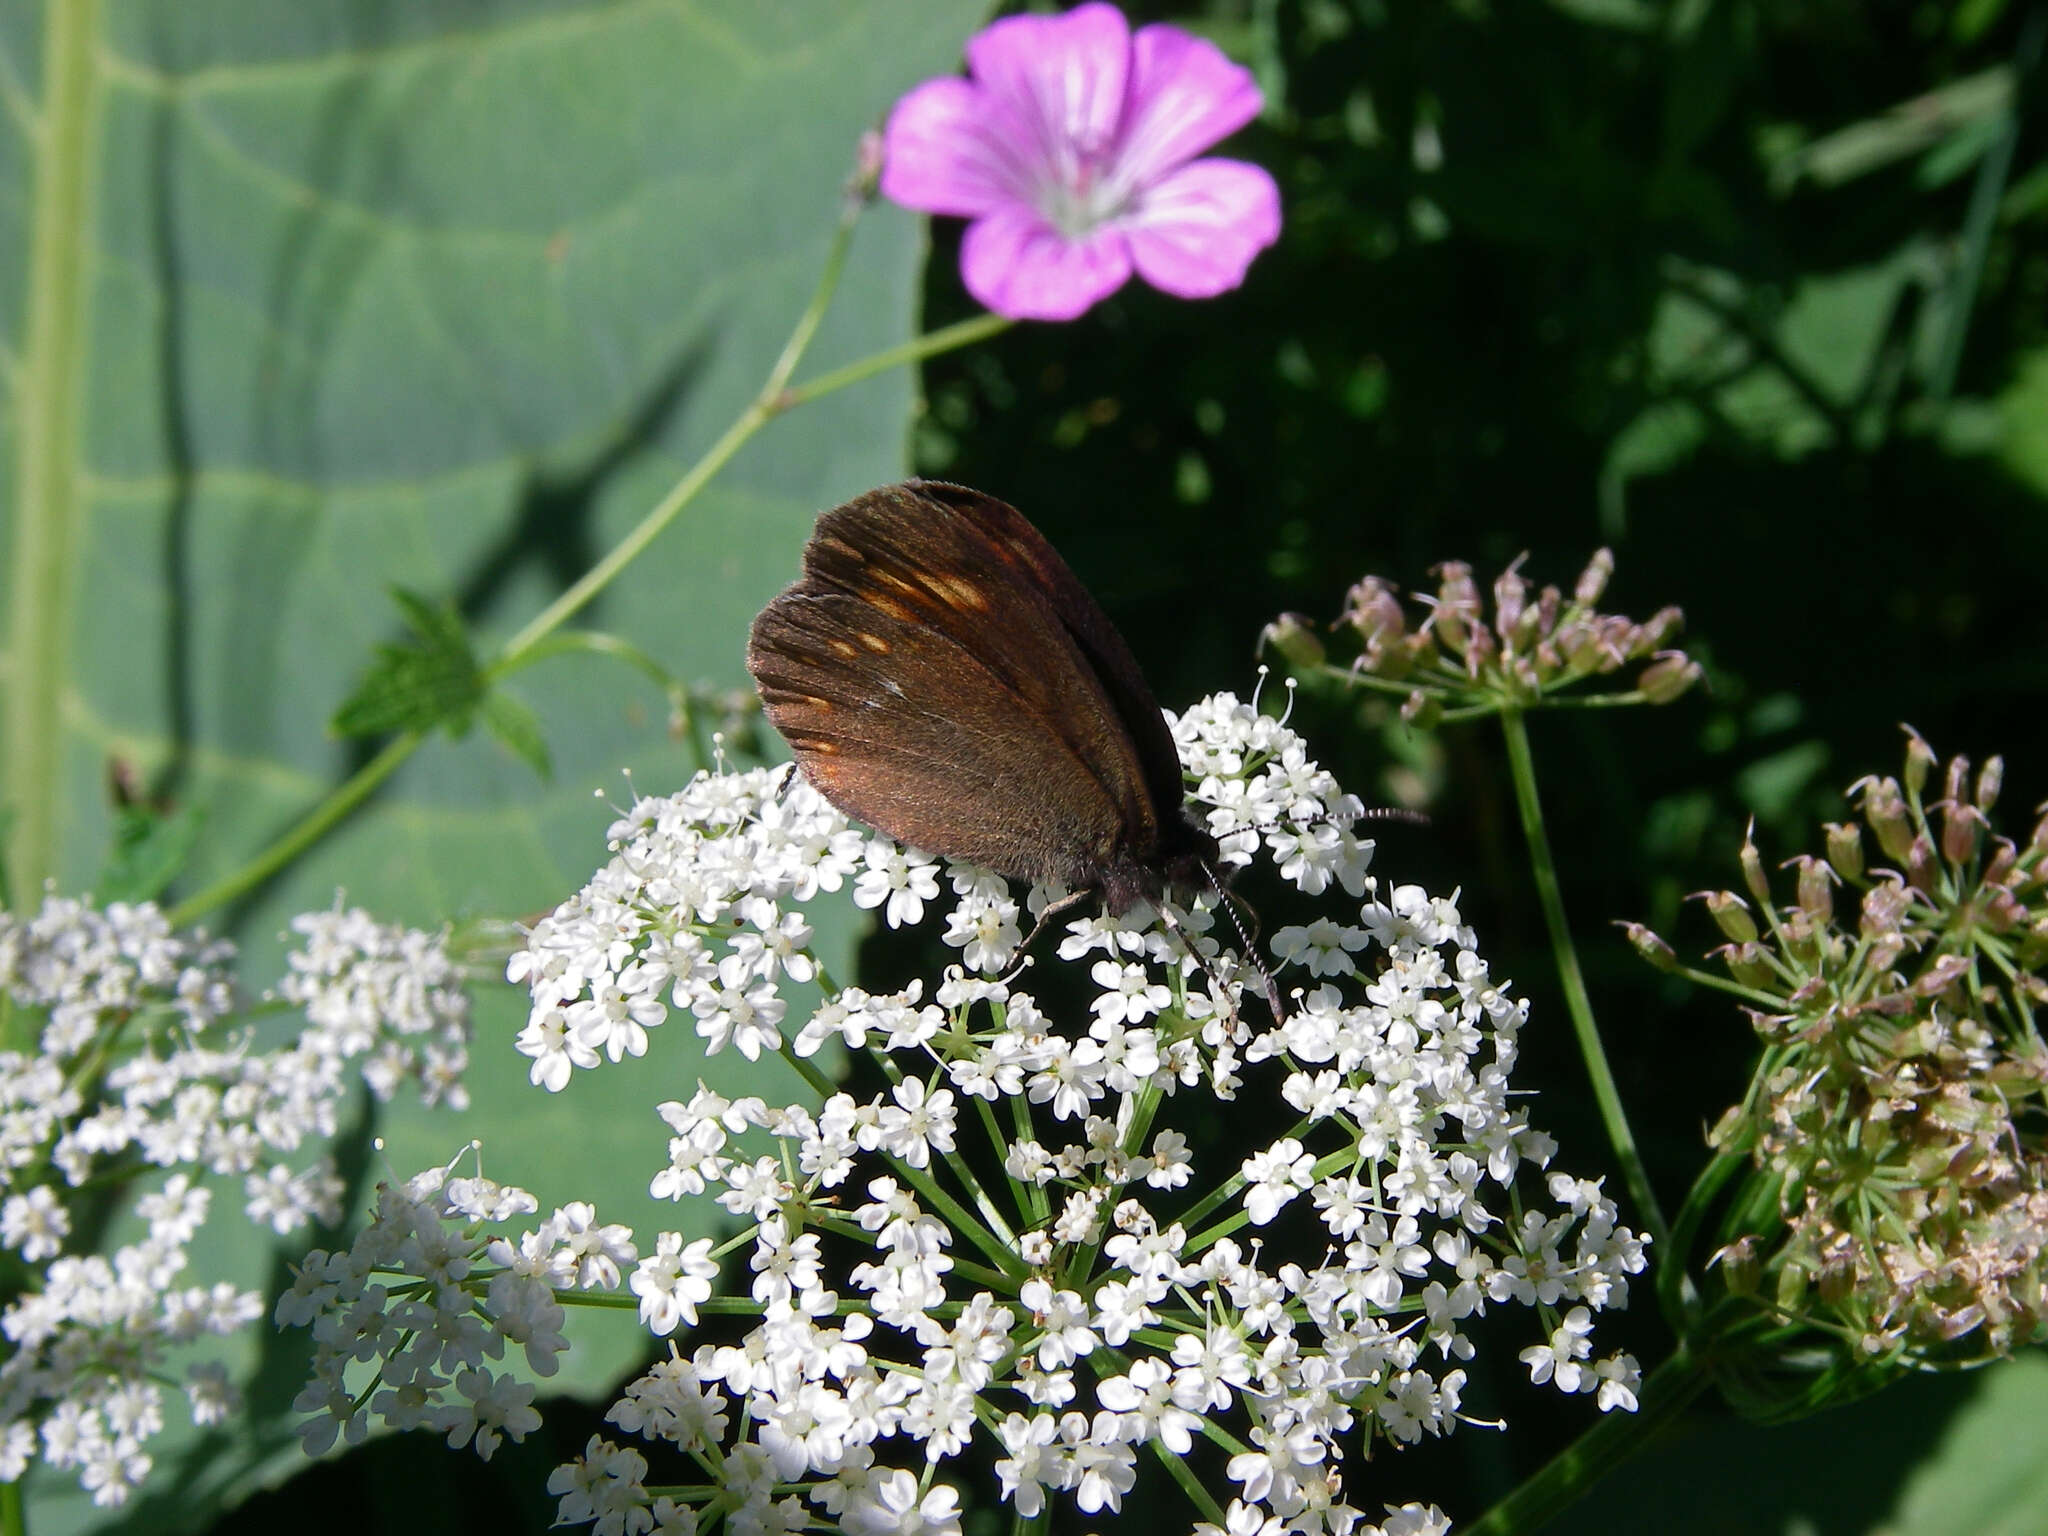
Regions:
[[0, 0, 987, 1526], [1590, 1352, 2048, 1536]]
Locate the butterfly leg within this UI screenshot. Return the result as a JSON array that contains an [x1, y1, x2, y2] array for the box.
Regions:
[[1154, 901, 1264, 1028], [998, 887, 1098, 988]]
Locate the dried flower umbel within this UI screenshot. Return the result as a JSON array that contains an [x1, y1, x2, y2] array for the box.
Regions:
[[1312, 549, 1700, 724], [1639, 730, 2048, 1381]]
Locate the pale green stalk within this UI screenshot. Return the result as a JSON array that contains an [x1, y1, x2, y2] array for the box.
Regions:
[[6, 0, 103, 897], [782, 1040, 1028, 1284], [1498, 706, 1669, 1248], [1457, 1349, 1711, 1536]]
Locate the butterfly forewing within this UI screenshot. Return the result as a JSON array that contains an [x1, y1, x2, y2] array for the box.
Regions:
[[747, 483, 1175, 894], [927, 483, 1193, 846]]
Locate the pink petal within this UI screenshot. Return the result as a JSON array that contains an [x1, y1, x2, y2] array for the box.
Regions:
[[961, 204, 1132, 321], [881, 77, 1028, 217], [965, 3, 1131, 166], [1118, 24, 1265, 185], [1123, 158, 1281, 299]]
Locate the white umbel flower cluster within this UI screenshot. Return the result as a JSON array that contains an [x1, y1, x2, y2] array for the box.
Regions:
[[278, 905, 474, 1110], [0, 896, 473, 1507], [295, 692, 1642, 1533], [274, 1163, 589, 1462]]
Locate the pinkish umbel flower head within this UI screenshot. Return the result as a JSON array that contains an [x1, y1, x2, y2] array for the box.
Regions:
[[881, 2, 1281, 321]]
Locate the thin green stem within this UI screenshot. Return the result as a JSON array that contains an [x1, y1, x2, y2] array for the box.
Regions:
[[498, 390, 775, 661], [487, 629, 677, 691], [1436, 689, 1656, 724], [780, 312, 1011, 409], [1498, 706, 1669, 1247], [1656, 1149, 1747, 1327], [5, 0, 103, 897], [1458, 1347, 1712, 1536], [1309, 664, 1659, 721], [1661, 960, 1795, 1012], [165, 732, 421, 927], [1153, 1434, 1230, 1527], [500, 194, 868, 661], [779, 1039, 1027, 1285]]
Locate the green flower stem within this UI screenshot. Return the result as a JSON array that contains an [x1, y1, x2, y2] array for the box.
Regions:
[[934, 1136, 1022, 1254], [1437, 690, 1657, 725], [970, 1092, 1034, 1227], [1656, 1149, 1747, 1326], [162, 231, 1008, 927], [1498, 706, 1670, 1248], [497, 193, 867, 662], [1155, 1434, 1230, 1528], [889, 1153, 1029, 1284], [1457, 1347, 1711, 1536], [1307, 664, 1659, 722], [487, 630, 678, 691], [1661, 962, 1796, 1013], [777, 311, 1011, 409], [166, 732, 422, 928], [5, 0, 103, 898], [780, 1041, 1026, 1286]]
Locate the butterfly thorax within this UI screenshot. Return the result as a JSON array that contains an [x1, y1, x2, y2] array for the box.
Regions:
[[1096, 809, 1221, 917]]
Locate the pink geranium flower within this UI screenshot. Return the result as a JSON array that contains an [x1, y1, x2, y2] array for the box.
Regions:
[[881, 2, 1281, 322]]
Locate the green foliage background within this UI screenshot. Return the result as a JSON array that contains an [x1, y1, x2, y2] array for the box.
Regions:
[[3, 0, 2046, 1532]]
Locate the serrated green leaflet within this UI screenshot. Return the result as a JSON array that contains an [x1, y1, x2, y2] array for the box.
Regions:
[[329, 587, 484, 740]]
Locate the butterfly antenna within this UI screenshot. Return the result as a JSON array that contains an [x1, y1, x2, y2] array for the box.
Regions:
[[1201, 861, 1287, 1023], [1355, 805, 1430, 829]]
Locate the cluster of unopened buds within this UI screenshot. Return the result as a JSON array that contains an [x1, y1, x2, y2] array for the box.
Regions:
[[1629, 729, 2048, 1364], [280, 693, 1647, 1535], [1265, 549, 1701, 721]]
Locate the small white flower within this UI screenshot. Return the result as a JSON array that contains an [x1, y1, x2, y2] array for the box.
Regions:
[[1, 1187, 70, 1262], [1240, 1138, 1316, 1226], [1271, 917, 1369, 977], [1520, 1306, 1595, 1391], [632, 1232, 719, 1336], [854, 842, 942, 928], [842, 1468, 961, 1536]]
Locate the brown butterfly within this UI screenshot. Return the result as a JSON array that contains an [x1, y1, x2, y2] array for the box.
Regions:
[[746, 480, 1276, 1012]]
